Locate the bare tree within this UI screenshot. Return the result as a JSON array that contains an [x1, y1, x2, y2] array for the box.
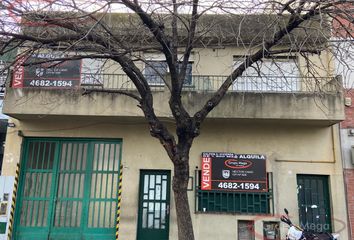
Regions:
[[0, 1, 353, 239]]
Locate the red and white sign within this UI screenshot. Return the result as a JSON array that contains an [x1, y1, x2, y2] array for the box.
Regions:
[[201, 152, 267, 192], [201, 156, 212, 190], [12, 57, 25, 88]]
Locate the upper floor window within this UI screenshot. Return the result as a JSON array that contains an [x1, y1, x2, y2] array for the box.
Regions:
[[144, 60, 192, 85], [233, 56, 299, 92], [144, 61, 168, 85]]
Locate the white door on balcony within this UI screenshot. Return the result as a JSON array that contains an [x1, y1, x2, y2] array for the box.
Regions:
[[233, 57, 299, 92]]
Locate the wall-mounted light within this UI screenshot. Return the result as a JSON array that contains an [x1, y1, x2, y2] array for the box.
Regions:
[[7, 122, 15, 128]]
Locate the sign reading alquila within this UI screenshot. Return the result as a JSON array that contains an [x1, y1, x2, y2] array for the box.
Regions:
[[201, 152, 267, 192], [12, 54, 82, 89]]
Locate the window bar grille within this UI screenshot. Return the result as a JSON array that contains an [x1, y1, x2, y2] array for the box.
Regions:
[[195, 170, 274, 215]]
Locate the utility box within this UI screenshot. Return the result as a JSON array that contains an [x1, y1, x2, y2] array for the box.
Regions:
[[238, 220, 255, 240], [263, 221, 280, 240]]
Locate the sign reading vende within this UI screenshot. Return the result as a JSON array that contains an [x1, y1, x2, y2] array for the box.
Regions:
[[201, 152, 267, 192], [12, 54, 82, 89]]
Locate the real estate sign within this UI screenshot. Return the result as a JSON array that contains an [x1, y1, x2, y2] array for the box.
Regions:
[[12, 54, 82, 89], [201, 152, 267, 192]]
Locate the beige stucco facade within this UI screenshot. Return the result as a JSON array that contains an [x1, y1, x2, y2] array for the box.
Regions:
[[0, 41, 349, 239], [101, 47, 334, 77], [1, 116, 349, 239]]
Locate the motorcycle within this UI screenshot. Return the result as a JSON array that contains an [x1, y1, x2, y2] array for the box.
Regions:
[[280, 208, 340, 240]]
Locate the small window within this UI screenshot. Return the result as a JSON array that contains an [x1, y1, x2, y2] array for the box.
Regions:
[[238, 220, 255, 240], [144, 61, 192, 85]]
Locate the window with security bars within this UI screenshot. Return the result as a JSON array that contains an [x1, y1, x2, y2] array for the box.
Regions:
[[195, 171, 274, 214]]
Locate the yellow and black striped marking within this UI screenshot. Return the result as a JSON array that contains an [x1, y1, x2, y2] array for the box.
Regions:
[[116, 164, 123, 240], [8, 163, 20, 240]]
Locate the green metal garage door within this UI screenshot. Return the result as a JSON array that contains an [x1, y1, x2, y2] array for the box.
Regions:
[[13, 138, 122, 240]]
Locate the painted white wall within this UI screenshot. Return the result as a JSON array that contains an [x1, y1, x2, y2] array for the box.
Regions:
[[0, 176, 14, 240]]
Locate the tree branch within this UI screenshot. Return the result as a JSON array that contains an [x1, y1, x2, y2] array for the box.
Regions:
[[179, 0, 199, 90], [0, 32, 88, 45], [269, 48, 322, 55], [82, 88, 142, 101], [120, 0, 175, 70], [193, 1, 343, 127], [19, 54, 112, 66]]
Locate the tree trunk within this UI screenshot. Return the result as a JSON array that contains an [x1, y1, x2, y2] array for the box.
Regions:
[[173, 172, 194, 240], [173, 148, 195, 240]]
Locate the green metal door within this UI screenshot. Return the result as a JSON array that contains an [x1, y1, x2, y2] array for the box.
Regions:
[[297, 175, 332, 233], [137, 170, 171, 240], [14, 138, 122, 240]]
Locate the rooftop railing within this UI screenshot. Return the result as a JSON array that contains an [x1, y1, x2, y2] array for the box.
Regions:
[[80, 74, 342, 93]]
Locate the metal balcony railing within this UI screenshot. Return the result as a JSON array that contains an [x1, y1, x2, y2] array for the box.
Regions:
[[80, 74, 342, 93]]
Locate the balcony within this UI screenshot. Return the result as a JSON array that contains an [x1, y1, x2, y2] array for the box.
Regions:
[[3, 74, 344, 125], [79, 74, 342, 93]]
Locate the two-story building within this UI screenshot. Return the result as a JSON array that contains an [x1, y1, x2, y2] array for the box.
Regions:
[[0, 14, 349, 240]]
